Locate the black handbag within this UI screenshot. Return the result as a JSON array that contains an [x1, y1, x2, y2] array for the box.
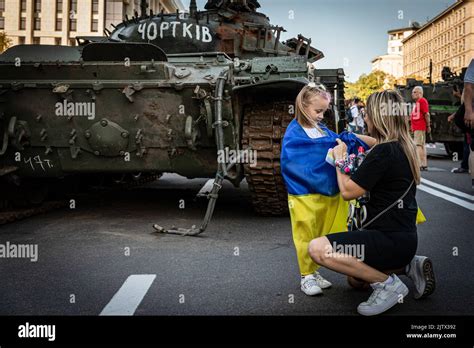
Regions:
[[347, 180, 414, 231]]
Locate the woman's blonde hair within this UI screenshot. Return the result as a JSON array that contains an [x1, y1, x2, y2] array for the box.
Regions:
[[295, 83, 332, 132], [366, 90, 421, 184]]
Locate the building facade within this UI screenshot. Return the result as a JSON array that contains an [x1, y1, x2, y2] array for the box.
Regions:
[[403, 0, 474, 82], [371, 55, 403, 78], [0, 0, 185, 46], [371, 24, 419, 79]]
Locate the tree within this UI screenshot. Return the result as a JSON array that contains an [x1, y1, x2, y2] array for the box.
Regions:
[[345, 70, 397, 101], [0, 32, 13, 53]]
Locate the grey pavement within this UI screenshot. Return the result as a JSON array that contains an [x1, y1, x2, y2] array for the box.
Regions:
[[0, 148, 472, 316]]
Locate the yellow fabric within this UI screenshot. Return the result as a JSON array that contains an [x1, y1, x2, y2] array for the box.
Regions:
[[288, 193, 349, 276], [416, 207, 426, 224]]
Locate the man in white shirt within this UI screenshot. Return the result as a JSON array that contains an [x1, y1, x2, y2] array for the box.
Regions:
[[356, 106, 366, 134], [348, 98, 362, 133]]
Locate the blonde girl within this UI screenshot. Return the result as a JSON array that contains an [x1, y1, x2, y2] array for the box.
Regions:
[[281, 83, 375, 295]]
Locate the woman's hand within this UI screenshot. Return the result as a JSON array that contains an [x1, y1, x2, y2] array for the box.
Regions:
[[333, 139, 348, 161]]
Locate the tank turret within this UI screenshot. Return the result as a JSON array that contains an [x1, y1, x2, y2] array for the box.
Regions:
[[108, 0, 322, 61]]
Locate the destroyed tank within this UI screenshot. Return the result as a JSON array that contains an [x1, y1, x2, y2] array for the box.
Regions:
[[396, 66, 466, 156], [0, 0, 345, 234]]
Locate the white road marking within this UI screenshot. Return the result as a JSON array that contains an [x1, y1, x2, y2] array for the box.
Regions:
[[196, 179, 214, 197], [421, 178, 474, 202], [100, 274, 156, 316], [418, 185, 474, 211]]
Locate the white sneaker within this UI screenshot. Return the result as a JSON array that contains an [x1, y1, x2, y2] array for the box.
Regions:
[[301, 275, 323, 296], [357, 274, 408, 316], [406, 255, 436, 299], [312, 271, 332, 289]]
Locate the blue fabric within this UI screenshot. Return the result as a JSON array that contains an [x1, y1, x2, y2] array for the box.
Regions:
[[281, 119, 369, 196]]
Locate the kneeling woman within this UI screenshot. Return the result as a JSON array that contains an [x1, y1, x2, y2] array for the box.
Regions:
[[308, 90, 435, 316]]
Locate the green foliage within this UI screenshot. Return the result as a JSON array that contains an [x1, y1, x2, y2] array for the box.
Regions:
[[0, 32, 12, 53], [345, 70, 397, 101]]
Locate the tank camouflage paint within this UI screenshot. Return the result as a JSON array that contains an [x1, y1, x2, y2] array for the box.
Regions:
[[0, 0, 345, 230]]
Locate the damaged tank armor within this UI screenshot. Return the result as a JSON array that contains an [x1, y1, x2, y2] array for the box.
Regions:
[[0, 0, 345, 234]]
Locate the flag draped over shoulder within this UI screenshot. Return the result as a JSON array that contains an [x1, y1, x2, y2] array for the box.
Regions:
[[281, 119, 369, 196], [281, 119, 369, 276]]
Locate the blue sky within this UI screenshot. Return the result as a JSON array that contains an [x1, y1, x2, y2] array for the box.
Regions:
[[182, 0, 456, 82]]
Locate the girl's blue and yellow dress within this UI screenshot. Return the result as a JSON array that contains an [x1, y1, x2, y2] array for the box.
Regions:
[[281, 119, 426, 275], [281, 119, 368, 276]]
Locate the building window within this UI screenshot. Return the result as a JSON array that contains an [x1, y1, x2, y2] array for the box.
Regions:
[[34, 17, 41, 30], [69, 38, 76, 46], [34, 0, 41, 30], [34, 0, 41, 12], [33, 37, 40, 44], [20, 0, 26, 12], [70, 0, 77, 13], [19, 17, 26, 30], [91, 19, 98, 32], [0, 0, 3, 29], [18, 36, 25, 44], [69, 0, 77, 31], [55, 37, 61, 45], [105, 0, 123, 32], [56, 0, 63, 14], [92, 0, 99, 14], [56, 18, 62, 31]]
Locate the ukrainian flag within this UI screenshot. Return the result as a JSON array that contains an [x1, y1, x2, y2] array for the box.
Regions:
[[281, 119, 368, 276]]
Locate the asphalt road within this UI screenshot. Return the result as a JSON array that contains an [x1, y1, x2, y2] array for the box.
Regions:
[[0, 147, 472, 316]]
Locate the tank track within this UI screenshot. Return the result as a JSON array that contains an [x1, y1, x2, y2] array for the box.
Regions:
[[122, 173, 162, 188], [242, 101, 293, 216]]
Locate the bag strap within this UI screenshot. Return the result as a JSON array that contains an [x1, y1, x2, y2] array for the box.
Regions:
[[361, 180, 415, 230]]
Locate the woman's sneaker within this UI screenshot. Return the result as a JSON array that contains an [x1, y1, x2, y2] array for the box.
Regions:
[[313, 271, 332, 289], [357, 274, 408, 316], [300, 275, 323, 296], [406, 255, 436, 299]]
